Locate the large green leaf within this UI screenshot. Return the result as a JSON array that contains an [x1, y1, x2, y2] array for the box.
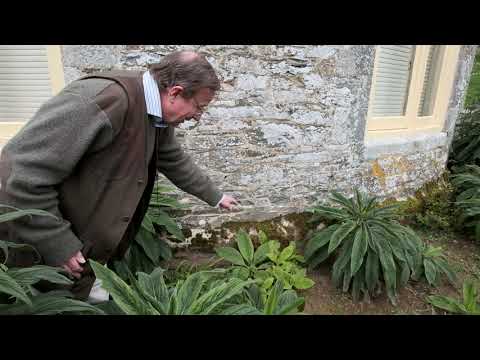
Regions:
[[258, 230, 268, 245], [136, 268, 169, 314], [157, 238, 173, 261], [376, 241, 397, 303], [246, 284, 264, 310], [0, 291, 103, 315], [351, 264, 365, 302], [26, 293, 104, 315], [189, 278, 253, 315], [435, 258, 457, 286], [292, 273, 315, 290], [353, 188, 363, 213], [141, 213, 156, 234], [308, 247, 330, 269], [236, 230, 254, 265], [0, 240, 41, 265], [330, 191, 356, 215], [463, 281, 478, 313], [253, 240, 275, 265], [220, 304, 262, 315], [350, 225, 368, 276], [89, 260, 156, 315], [175, 272, 208, 314], [399, 261, 411, 287], [332, 240, 354, 288], [304, 225, 338, 261], [0, 208, 58, 224], [264, 280, 283, 315], [389, 243, 407, 263], [215, 247, 246, 266], [7, 265, 73, 288], [428, 295, 465, 314], [423, 258, 438, 286], [278, 243, 295, 264], [150, 210, 184, 241], [95, 300, 125, 315], [135, 228, 162, 264], [342, 265, 352, 293], [125, 242, 156, 275], [311, 205, 349, 221], [0, 269, 31, 305], [328, 220, 357, 254], [276, 290, 304, 315], [365, 249, 379, 293]]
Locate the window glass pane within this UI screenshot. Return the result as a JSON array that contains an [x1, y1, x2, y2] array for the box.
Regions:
[[418, 45, 446, 117]]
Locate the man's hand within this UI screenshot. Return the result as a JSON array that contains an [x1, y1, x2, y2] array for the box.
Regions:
[[61, 250, 86, 279], [219, 195, 240, 210]]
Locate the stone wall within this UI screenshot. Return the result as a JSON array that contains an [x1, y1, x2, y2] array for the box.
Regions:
[[60, 45, 477, 246]]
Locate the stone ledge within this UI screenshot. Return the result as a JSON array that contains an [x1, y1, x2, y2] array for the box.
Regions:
[[365, 130, 447, 160]]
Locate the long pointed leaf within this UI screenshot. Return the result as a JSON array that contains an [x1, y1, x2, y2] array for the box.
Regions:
[[328, 221, 357, 254], [89, 260, 154, 315], [304, 225, 338, 260], [350, 225, 368, 276], [215, 247, 246, 266], [365, 249, 379, 293], [0, 269, 31, 305], [236, 230, 254, 265]]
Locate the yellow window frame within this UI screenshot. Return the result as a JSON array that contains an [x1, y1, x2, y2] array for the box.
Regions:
[[366, 45, 461, 138]]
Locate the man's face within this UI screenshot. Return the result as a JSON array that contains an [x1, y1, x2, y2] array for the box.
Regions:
[[162, 86, 215, 127]]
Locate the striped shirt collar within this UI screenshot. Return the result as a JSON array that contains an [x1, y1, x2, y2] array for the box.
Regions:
[[142, 70, 167, 127]]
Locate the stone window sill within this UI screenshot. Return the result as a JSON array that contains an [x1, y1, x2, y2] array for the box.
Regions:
[[365, 130, 448, 160]]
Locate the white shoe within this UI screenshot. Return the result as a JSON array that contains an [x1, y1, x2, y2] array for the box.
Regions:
[[87, 278, 110, 304]]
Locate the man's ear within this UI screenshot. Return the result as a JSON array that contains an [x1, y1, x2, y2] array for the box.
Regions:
[[168, 85, 184, 98]]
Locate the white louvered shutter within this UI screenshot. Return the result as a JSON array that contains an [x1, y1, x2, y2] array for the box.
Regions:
[[418, 46, 445, 116], [0, 45, 54, 122], [370, 45, 415, 117]]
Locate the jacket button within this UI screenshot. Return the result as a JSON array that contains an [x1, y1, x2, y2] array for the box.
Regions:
[[122, 216, 130, 222], [137, 179, 144, 185]]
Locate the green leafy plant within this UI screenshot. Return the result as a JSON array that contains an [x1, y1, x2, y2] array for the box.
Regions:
[[414, 244, 457, 287], [413, 174, 457, 231], [449, 107, 480, 168], [0, 206, 102, 315], [90, 259, 254, 315], [215, 229, 314, 295], [261, 239, 315, 291], [221, 281, 305, 315], [464, 52, 480, 109], [305, 189, 424, 305], [427, 279, 480, 315], [113, 183, 189, 279], [451, 165, 480, 242]]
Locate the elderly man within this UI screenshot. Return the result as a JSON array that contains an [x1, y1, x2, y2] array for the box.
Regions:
[[0, 50, 238, 301]]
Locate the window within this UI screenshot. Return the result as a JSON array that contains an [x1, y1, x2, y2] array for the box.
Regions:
[[366, 45, 461, 135], [0, 45, 64, 146]]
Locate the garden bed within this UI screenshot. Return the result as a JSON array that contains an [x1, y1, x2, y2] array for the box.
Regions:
[[303, 229, 478, 315], [166, 227, 479, 315]]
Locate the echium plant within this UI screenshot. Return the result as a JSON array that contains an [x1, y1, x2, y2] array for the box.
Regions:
[[305, 189, 424, 305]]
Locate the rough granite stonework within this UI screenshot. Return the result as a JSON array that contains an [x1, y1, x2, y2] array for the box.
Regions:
[[447, 45, 478, 145], [60, 45, 477, 247]]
